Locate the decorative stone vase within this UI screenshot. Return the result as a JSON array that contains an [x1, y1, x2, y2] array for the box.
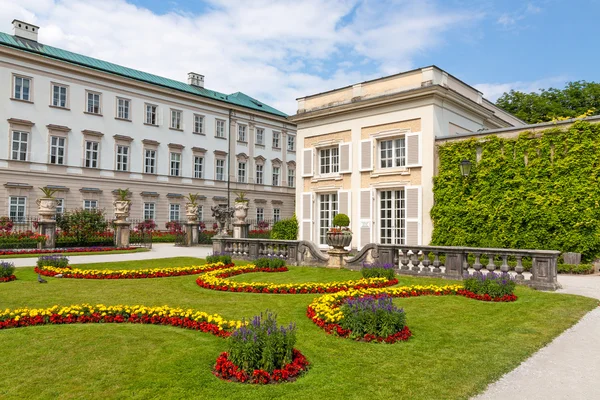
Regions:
[[113, 200, 131, 222], [185, 203, 199, 222], [36, 198, 57, 222], [211, 205, 234, 236], [326, 231, 352, 249], [233, 201, 249, 224]]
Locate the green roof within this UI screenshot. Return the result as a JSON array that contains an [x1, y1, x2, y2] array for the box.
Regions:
[[0, 32, 288, 118]]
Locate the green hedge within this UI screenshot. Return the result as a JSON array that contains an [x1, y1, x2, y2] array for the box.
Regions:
[[270, 215, 299, 240], [558, 264, 595, 274], [432, 121, 600, 261]]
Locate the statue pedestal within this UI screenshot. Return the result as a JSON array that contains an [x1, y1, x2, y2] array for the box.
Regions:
[[114, 221, 131, 248], [327, 248, 349, 269], [38, 220, 57, 249], [185, 222, 200, 246], [233, 223, 250, 239]]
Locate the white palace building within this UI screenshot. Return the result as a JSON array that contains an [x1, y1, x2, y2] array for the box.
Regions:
[[0, 20, 297, 227]]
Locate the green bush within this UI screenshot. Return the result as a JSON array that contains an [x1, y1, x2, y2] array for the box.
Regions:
[[361, 262, 395, 280], [0, 261, 15, 278], [464, 272, 516, 298], [254, 257, 286, 269], [558, 264, 594, 274], [37, 255, 69, 269], [228, 311, 296, 373], [270, 215, 299, 240], [333, 213, 350, 227], [339, 295, 406, 339], [206, 254, 232, 265], [56, 209, 109, 246]]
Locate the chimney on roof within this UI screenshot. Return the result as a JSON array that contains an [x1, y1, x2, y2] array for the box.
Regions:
[[188, 72, 204, 88], [12, 19, 39, 42]]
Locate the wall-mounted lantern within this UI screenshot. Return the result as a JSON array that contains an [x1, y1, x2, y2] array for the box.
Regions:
[[459, 159, 472, 177]]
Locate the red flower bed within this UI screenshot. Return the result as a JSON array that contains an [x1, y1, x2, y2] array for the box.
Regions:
[[0, 247, 138, 256], [213, 349, 309, 384], [457, 289, 518, 302], [0, 275, 16, 283]]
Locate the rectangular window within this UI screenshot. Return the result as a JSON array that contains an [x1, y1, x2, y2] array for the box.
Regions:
[[216, 159, 225, 181], [238, 162, 246, 183], [170, 152, 181, 176], [272, 132, 281, 148], [116, 145, 129, 171], [194, 115, 204, 134], [144, 202, 156, 220], [256, 164, 263, 185], [50, 136, 66, 165], [169, 203, 181, 221], [198, 206, 203, 222], [272, 166, 280, 186], [145, 104, 158, 125], [287, 168, 295, 188], [256, 207, 264, 222], [86, 91, 101, 114], [11, 131, 28, 161], [171, 109, 182, 130], [319, 193, 339, 245], [256, 128, 264, 145], [83, 200, 98, 211], [52, 84, 68, 108], [144, 149, 157, 174], [287, 135, 296, 151], [216, 120, 225, 138], [379, 189, 406, 245], [85, 141, 99, 168], [319, 147, 339, 175], [238, 125, 247, 142], [194, 156, 204, 179], [13, 76, 31, 101], [117, 98, 130, 120], [273, 208, 281, 223], [55, 198, 65, 215], [379, 138, 406, 168], [9, 196, 26, 222]]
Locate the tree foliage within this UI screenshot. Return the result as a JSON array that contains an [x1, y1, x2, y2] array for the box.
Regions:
[[431, 121, 600, 261], [496, 81, 600, 124], [270, 214, 299, 240]]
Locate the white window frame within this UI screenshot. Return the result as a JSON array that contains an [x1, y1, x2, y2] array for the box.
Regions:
[[55, 198, 65, 215], [144, 149, 157, 174], [216, 120, 226, 138], [49, 136, 66, 165], [255, 128, 264, 145], [144, 202, 156, 220], [198, 205, 203, 221], [11, 130, 29, 161], [170, 109, 182, 130], [378, 189, 406, 245], [272, 131, 281, 149], [215, 159, 225, 181], [287, 168, 295, 188], [273, 208, 281, 222], [193, 114, 204, 134], [319, 147, 339, 176], [51, 83, 68, 108], [379, 137, 406, 169], [194, 156, 204, 179], [116, 97, 131, 120], [318, 193, 339, 245], [256, 207, 264, 222], [238, 124, 247, 142], [84, 140, 100, 168], [145, 104, 158, 125], [9, 196, 27, 221], [83, 200, 98, 211], [287, 135, 296, 152], [116, 144, 130, 172], [170, 152, 181, 176], [272, 166, 280, 186], [86, 91, 102, 114], [13, 75, 32, 101], [169, 203, 181, 221], [255, 164, 264, 185], [238, 161, 246, 183]]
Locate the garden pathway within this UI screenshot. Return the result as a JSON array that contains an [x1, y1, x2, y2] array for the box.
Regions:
[[10, 243, 213, 267], [474, 274, 600, 400]]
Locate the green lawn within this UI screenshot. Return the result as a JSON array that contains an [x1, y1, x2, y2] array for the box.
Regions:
[[0, 257, 597, 400], [0, 248, 149, 259]]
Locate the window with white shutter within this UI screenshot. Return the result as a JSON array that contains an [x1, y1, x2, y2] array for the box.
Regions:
[[405, 132, 421, 167], [301, 192, 313, 241], [405, 186, 421, 245], [359, 139, 373, 171], [302, 148, 313, 177], [339, 143, 352, 174], [359, 189, 373, 248], [338, 190, 351, 217]]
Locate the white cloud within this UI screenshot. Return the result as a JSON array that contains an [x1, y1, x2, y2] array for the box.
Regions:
[[0, 0, 478, 114], [474, 76, 569, 102]]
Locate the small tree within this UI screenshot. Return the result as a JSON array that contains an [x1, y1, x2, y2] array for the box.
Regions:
[[57, 209, 108, 245], [270, 214, 299, 240]]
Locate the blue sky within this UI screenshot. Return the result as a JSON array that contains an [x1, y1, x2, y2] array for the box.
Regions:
[[2, 0, 597, 114]]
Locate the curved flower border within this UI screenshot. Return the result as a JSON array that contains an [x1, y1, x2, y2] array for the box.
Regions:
[[0, 304, 243, 336], [35, 262, 234, 279], [196, 264, 398, 294], [0, 247, 139, 256], [307, 284, 517, 343], [0, 275, 16, 283], [213, 349, 309, 384]]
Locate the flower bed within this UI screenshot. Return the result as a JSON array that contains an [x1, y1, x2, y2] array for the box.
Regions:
[[0, 246, 138, 256], [214, 349, 309, 384], [0, 261, 16, 282], [307, 284, 516, 342], [195, 264, 398, 294], [0, 275, 16, 283], [0, 304, 242, 335], [36, 262, 235, 279]]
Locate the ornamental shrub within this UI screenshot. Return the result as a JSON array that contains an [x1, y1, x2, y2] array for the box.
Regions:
[[558, 263, 594, 274], [37, 255, 69, 269], [56, 209, 109, 246], [270, 215, 299, 240], [361, 262, 395, 280], [228, 311, 296, 373], [254, 257, 286, 269], [339, 295, 406, 339], [463, 272, 516, 298], [0, 261, 15, 278], [333, 213, 350, 228], [206, 253, 232, 265]]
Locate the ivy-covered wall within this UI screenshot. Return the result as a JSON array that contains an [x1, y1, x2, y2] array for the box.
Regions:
[[431, 121, 600, 261]]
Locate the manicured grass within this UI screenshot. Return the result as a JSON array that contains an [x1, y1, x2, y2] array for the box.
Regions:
[[0, 248, 149, 259], [0, 257, 597, 400]]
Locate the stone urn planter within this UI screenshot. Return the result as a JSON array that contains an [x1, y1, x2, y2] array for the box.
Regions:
[[185, 203, 199, 222], [37, 187, 58, 222], [325, 231, 353, 249], [113, 200, 131, 222], [234, 201, 249, 223]]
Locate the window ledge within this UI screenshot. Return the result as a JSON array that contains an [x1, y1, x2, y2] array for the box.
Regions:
[[272, 147, 282, 151], [84, 111, 103, 117], [11, 98, 33, 104], [49, 105, 70, 111], [169, 127, 184, 132], [237, 140, 248, 144], [371, 168, 411, 177], [311, 175, 342, 183], [144, 123, 159, 127], [214, 136, 227, 140], [255, 143, 265, 147], [193, 132, 206, 136], [115, 117, 132, 122]]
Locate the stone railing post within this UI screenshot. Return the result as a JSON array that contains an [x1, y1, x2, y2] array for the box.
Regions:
[[530, 253, 560, 290], [287, 242, 299, 266], [38, 220, 57, 249], [377, 245, 395, 266], [185, 222, 200, 246], [212, 236, 225, 255], [444, 249, 465, 277], [114, 221, 131, 248]]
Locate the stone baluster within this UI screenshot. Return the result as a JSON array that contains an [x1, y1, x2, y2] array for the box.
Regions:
[[500, 254, 509, 273], [486, 253, 497, 273], [400, 250, 410, 271], [432, 252, 442, 273], [421, 251, 431, 273], [473, 253, 482, 272], [514, 256, 525, 281], [411, 250, 420, 272]]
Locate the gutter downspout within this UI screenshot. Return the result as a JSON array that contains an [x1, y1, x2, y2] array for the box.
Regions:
[[227, 109, 232, 212]]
